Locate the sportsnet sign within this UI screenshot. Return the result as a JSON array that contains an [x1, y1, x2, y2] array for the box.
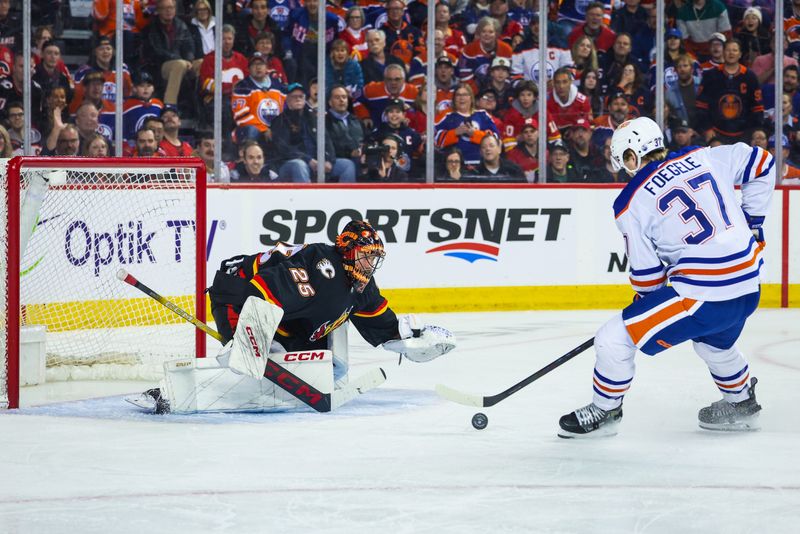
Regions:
[[204, 187, 631, 288]]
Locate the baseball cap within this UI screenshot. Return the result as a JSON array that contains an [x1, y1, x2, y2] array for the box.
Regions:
[[160, 105, 180, 117], [709, 32, 727, 44], [674, 118, 690, 132], [666, 28, 682, 40], [436, 56, 455, 68], [549, 139, 569, 153], [477, 87, 498, 100], [607, 89, 628, 104], [286, 82, 305, 94], [491, 56, 511, 70], [82, 70, 105, 85], [573, 117, 591, 130], [93, 35, 113, 49], [385, 98, 406, 111], [249, 51, 268, 65], [133, 70, 154, 85], [768, 134, 789, 148], [521, 116, 539, 131]]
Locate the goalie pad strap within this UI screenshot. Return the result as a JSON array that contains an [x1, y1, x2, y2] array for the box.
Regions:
[[263, 359, 331, 412]]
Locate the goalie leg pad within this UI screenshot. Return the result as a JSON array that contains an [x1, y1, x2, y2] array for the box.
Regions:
[[227, 296, 284, 379], [160, 350, 335, 414]]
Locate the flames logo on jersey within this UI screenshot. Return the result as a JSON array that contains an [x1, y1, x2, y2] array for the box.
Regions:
[[719, 94, 743, 120], [309, 306, 353, 342], [316, 258, 335, 279], [258, 98, 282, 125]]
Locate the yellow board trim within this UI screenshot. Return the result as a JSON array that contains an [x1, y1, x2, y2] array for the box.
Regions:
[[22, 295, 196, 331], [202, 285, 798, 317], [378, 284, 797, 313], [23, 285, 796, 333]]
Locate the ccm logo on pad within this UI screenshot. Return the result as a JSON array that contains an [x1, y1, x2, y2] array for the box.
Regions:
[[245, 326, 262, 358], [283, 351, 328, 362]]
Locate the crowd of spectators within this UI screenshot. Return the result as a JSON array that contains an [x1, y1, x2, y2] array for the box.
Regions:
[[0, 0, 798, 183]]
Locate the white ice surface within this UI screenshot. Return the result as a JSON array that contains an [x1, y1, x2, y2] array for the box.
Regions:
[[1, 309, 799, 533]]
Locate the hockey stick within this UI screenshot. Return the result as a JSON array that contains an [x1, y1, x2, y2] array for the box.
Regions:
[[332, 367, 387, 410], [435, 337, 595, 408], [117, 269, 384, 412], [116, 269, 225, 343]]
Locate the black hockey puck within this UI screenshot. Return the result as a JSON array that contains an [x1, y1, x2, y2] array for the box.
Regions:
[[472, 412, 488, 430]]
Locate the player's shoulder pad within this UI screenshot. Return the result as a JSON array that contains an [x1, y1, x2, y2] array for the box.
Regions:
[[306, 243, 346, 282], [666, 145, 705, 161]]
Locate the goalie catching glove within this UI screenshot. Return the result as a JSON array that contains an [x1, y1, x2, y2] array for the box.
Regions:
[[382, 314, 456, 362]]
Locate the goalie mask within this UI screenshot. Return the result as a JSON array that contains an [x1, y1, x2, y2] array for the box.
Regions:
[[335, 220, 386, 293]]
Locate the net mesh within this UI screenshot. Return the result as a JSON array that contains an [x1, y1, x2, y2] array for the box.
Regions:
[[2, 161, 200, 405]]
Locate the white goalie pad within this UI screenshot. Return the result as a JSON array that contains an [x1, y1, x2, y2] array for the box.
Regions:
[[228, 296, 285, 379], [383, 324, 457, 363], [160, 350, 334, 413]]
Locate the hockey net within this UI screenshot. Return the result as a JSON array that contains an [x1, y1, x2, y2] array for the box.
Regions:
[[1, 157, 207, 409]]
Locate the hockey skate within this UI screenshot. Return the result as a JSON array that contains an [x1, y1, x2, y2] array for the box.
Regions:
[[698, 377, 761, 431], [558, 403, 623, 439], [124, 388, 171, 414]]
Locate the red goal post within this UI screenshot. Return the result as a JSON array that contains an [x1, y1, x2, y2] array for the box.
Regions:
[[1, 157, 207, 409]]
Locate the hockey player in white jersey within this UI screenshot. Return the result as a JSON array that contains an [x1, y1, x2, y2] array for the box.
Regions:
[[559, 117, 775, 438]]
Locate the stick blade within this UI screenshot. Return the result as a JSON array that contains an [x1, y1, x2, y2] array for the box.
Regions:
[[434, 383, 486, 407], [332, 367, 387, 410]]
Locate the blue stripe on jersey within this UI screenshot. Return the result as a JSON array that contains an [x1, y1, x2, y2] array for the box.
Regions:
[[742, 146, 758, 184], [631, 264, 665, 276], [711, 365, 749, 382], [676, 237, 756, 265], [622, 284, 683, 321], [670, 261, 763, 287], [757, 158, 775, 179], [594, 370, 633, 385], [593, 385, 622, 400], [718, 384, 749, 394], [612, 146, 703, 217]]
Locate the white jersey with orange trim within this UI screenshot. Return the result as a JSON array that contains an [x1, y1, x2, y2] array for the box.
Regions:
[[613, 143, 775, 302]]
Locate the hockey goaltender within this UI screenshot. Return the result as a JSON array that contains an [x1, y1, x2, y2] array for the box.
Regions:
[[128, 220, 455, 414]]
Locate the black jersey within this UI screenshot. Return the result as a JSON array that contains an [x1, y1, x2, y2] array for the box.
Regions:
[[696, 64, 764, 139], [208, 242, 399, 351]]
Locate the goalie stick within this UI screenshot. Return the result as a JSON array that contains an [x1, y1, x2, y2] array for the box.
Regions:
[[117, 269, 385, 412], [435, 338, 595, 407], [117, 269, 225, 343]]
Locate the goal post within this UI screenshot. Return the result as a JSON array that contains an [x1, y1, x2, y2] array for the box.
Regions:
[[1, 156, 208, 409]]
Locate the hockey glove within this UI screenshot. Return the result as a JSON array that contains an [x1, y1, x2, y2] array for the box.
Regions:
[[383, 315, 456, 363], [742, 210, 765, 244]]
